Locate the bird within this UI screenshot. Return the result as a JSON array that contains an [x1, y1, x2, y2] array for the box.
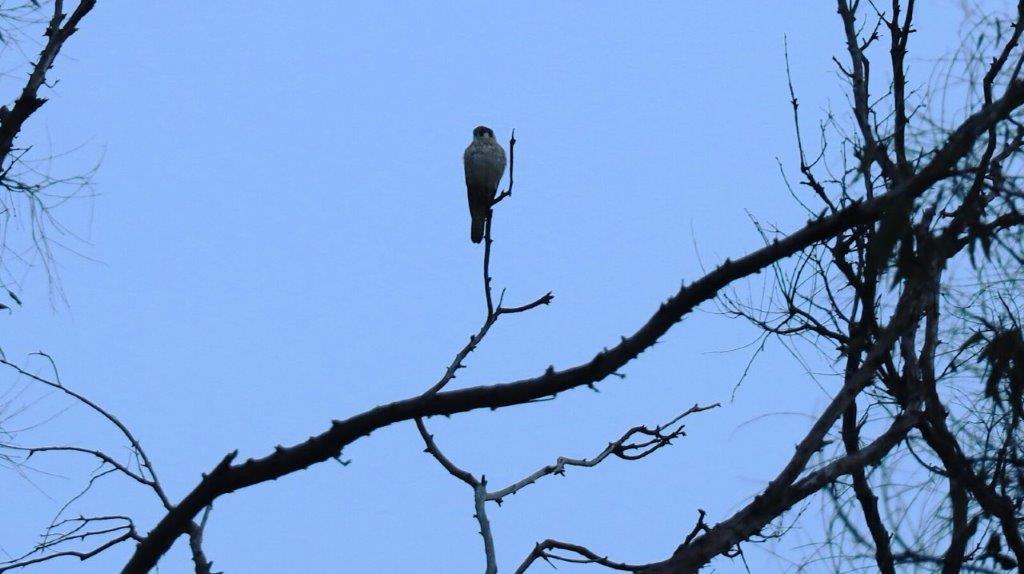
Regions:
[[463, 125, 507, 244]]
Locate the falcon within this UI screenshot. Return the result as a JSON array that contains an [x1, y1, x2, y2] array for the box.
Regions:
[[463, 125, 507, 243]]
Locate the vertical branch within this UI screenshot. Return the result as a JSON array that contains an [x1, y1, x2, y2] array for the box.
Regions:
[[507, 130, 515, 198], [917, 262, 1024, 566], [941, 478, 977, 574], [416, 136, 548, 571], [187, 507, 216, 574], [939, 0, 1024, 251], [889, 0, 915, 177], [785, 37, 836, 212], [836, 0, 899, 182], [841, 400, 896, 574], [483, 214, 496, 317], [492, 130, 516, 206], [484, 130, 517, 317], [415, 418, 495, 573], [474, 480, 497, 574]]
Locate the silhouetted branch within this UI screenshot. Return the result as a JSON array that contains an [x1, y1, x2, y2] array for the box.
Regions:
[[120, 81, 1024, 568], [488, 403, 719, 504], [0, 0, 96, 166], [647, 411, 920, 574], [515, 539, 647, 574], [187, 507, 217, 574], [0, 354, 217, 573], [491, 130, 515, 206]]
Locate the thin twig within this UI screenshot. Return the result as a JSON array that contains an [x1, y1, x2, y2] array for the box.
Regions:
[[515, 539, 646, 573], [488, 404, 719, 504]]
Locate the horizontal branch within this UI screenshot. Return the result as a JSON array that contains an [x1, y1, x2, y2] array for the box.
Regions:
[[0, 530, 137, 573], [2, 444, 152, 487], [516, 539, 647, 573]]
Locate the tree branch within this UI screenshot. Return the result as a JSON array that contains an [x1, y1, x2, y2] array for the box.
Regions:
[[121, 79, 1024, 572]]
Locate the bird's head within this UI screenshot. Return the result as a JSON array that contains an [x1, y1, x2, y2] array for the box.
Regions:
[[472, 125, 496, 140]]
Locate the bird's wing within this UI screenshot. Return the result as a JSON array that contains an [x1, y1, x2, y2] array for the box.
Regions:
[[464, 145, 497, 189]]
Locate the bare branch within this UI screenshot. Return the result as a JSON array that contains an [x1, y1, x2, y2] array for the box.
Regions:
[[487, 404, 719, 504], [0, 0, 97, 167], [515, 539, 647, 574]]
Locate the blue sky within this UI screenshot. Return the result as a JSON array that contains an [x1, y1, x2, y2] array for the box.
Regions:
[[0, 2, 972, 572]]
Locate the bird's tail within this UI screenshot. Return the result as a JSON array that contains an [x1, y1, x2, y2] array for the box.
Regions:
[[471, 213, 486, 244]]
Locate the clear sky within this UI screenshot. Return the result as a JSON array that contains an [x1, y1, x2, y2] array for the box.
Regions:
[[0, 2, 972, 572]]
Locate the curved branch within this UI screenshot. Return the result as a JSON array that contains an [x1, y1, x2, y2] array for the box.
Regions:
[[516, 539, 646, 573]]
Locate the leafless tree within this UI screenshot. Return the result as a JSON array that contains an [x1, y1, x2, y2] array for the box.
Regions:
[[6, 1, 1024, 573], [713, 2, 1024, 572]]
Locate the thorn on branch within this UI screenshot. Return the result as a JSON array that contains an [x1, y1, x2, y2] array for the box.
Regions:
[[683, 509, 710, 546]]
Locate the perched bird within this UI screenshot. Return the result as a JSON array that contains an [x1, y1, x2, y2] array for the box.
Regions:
[[463, 125, 507, 243]]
